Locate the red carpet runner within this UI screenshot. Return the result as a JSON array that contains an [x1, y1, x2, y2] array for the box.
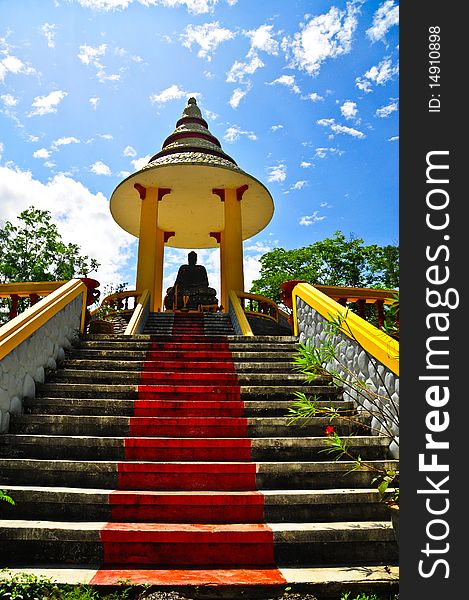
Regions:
[[91, 317, 286, 587]]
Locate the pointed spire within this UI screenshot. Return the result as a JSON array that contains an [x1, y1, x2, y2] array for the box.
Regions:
[[147, 96, 239, 169]]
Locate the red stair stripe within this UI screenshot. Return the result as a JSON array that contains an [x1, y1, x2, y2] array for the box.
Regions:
[[90, 567, 286, 586], [116, 462, 257, 491], [99, 523, 275, 566], [123, 437, 252, 461], [132, 399, 245, 417], [93, 323, 285, 584]]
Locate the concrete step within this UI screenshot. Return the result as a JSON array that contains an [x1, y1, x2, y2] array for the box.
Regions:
[[0, 486, 391, 523], [0, 458, 398, 490], [46, 370, 311, 386], [23, 397, 348, 417], [9, 415, 369, 438], [60, 359, 297, 372], [84, 334, 298, 343], [66, 349, 298, 362], [35, 382, 332, 399], [0, 519, 397, 567], [75, 336, 298, 352], [0, 564, 398, 596], [0, 434, 388, 462]]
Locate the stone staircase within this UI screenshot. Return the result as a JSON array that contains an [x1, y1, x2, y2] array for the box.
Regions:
[[0, 313, 398, 593]]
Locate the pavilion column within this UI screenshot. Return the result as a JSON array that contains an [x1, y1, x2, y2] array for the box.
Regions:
[[135, 186, 168, 312], [220, 187, 245, 311]]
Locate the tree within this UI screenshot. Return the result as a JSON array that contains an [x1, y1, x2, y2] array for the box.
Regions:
[[0, 207, 99, 283], [250, 231, 399, 303]]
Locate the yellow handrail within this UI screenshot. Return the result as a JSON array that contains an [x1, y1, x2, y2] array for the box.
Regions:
[[124, 290, 150, 335], [236, 291, 279, 322], [0, 281, 68, 298], [314, 285, 397, 304], [0, 279, 87, 361], [229, 290, 254, 336], [292, 282, 399, 375]]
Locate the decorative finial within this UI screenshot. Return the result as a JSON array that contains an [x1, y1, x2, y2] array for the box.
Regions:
[[188, 97, 197, 105]]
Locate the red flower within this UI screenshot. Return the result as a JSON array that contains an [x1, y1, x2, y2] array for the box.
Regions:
[[325, 425, 335, 436]]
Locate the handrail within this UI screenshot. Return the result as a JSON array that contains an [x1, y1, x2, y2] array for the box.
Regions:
[[292, 282, 399, 375], [314, 285, 397, 304], [0, 279, 87, 361], [96, 290, 140, 314], [0, 281, 68, 297], [228, 290, 254, 336], [236, 291, 279, 322], [124, 290, 150, 335]]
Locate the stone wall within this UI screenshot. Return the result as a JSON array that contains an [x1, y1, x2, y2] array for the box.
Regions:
[[0, 295, 83, 433], [296, 296, 399, 458], [228, 297, 243, 335]]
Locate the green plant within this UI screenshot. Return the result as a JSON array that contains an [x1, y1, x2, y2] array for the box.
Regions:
[[0, 570, 147, 600], [289, 311, 399, 507], [341, 593, 399, 600], [0, 491, 14, 506]]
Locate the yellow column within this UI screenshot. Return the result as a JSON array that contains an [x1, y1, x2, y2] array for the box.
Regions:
[[135, 186, 165, 312], [220, 187, 244, 311]]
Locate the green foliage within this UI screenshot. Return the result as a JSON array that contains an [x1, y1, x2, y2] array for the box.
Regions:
[[288, 315, 399, 506], [0, 570, 146, 600], [250, 231, 399, 303], [341, 593, 399, 600], [0, 491, 15, 506], [0, 207, 99, 283]]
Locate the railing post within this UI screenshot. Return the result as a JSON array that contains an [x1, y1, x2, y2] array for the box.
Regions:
[[356, 298, 366, 318], [9, 295, 19, 320], [375, 299, 385, 329]]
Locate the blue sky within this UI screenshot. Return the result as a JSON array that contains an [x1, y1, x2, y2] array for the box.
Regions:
[[0, 0, 399, 297]]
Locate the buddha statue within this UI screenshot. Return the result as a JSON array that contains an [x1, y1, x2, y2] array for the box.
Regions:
[[164, 251, 218, 310]]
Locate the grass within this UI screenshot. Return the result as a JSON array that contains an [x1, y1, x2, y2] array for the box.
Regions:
[[0, 571, 148, 600]]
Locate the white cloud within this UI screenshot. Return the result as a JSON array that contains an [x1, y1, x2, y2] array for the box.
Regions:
[[376, 100, 399, 117], [367, 0, 399, 43], [308, 92, 324, 102], [299, 211, 325, 226], [356, 57, 398, 92], [78, 43, 107, 66], [150, 84, 197, 105], [89, 97, 100, 109], [320, 202, 332, 208], [271, 124, 283, 132], [317, 117, 365, 138], [181, 22, 235, 60], [0, 164, 134, 287], [131, 155, 151, 170], [267, 163, 287, 182], [314, 146, 342, 159], [291, 180, 307, 190], [226, 55, 264, 83], [77, 43, 120, 82], [300, 161, 312, 168], [1, 94, 18, 107], [283, 1, 362, 76], [228, 87, 249, 109], [245, 24, 279, 56], [98, 133, 113, 140], [33, 148, 51, 159], [75, 0, 234, 14], [268, 74, 300, 94], [0, 142, 3, 161], [28, 90, 67, 117], [388, 135, 399, 142], [123, 145, 137, 157], [41, 23, 57, 48], [340, 100, 358, 120], [52, 136, 80, 149], [204, 108, 218, 120], [90, 160, 112, 175], [0, 46, 36, 83], [223, 125, 257, 143]]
